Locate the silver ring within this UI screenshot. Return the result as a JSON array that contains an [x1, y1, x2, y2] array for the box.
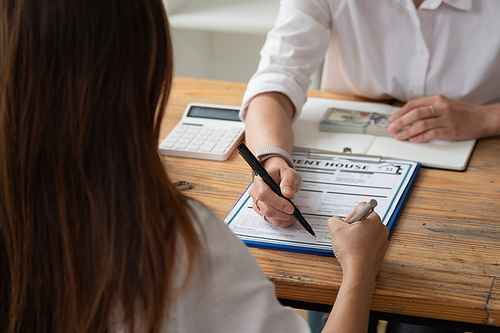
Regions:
[[429, 105, 436, 117], [255, 198, 261, 211]]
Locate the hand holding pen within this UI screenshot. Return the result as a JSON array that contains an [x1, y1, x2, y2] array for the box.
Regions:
[[237, 143, 316, 237], [328, 201, 389, 286], [348, 199, 378, 224], [244, 147, 304, 229]]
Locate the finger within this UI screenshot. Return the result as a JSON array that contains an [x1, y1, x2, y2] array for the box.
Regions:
[[357, 211, 382, 225], [388, 105, 436, 133], [327, 215, 347, 234], [253, 176, 295, 214], [257, 196, 298, 225], [250, 181, 297, 227], [389, 96, 438, 122], [408, 127, 449, 143], [264, 214, 298, 228], [343, 201, 368, 222], [280, 168, 302, 199], [248, 183, 261, 215], [394, 117, 444, 141]]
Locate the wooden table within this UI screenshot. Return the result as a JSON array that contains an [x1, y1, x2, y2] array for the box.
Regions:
[[161, 77, 500, 332]]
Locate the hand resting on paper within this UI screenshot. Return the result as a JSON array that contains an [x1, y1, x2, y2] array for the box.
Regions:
[[328, 202, 389, 281], [320, 203, 389, 332], [248, 156, 302, 228], [388, 95, 500, 143]]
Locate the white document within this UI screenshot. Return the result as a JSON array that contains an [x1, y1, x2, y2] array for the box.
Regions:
[[293, 97, 476, 170], [225, 152, 420, 256]]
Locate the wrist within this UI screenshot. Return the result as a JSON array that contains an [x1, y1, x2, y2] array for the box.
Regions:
[[256, 146, 294, 169], [482, 103, 500, 138], [261, 156, 291, 169], [341, 269, 377, 294], [341, 262, 378, 290]]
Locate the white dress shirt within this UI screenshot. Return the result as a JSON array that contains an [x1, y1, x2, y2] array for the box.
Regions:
[[241, 0, 500, 119]]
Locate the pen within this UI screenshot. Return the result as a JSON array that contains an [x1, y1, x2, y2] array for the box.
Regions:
[[237, 143, 316, 237], [348, 199, 378, 224]]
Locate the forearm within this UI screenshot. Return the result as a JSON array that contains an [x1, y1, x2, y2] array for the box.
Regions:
[[481, 103, 500, 138], [244, 92, 295, 155], [322, 273, 376, 333]]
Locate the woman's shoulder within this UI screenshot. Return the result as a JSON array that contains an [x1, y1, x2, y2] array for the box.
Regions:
[[184, 198, 244, 252]]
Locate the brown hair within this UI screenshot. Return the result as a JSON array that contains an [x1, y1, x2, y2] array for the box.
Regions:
[[0, 0, 200, 332]]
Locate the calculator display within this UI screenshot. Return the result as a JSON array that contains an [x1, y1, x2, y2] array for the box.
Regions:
[[187, 106, 241, 122]]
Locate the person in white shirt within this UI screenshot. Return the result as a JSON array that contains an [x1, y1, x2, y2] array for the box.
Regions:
[[241, 0, 500, 228], [0, 0, 389, 332]]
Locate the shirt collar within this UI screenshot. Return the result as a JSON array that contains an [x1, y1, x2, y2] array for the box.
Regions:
[[397, 0, 472, 11]]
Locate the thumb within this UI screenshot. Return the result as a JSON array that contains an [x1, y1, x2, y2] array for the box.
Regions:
[[280, 169, 301, 199]]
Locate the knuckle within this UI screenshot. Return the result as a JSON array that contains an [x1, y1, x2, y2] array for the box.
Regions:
[[420, 119, 431, 128], [405, 100, 415, 109], [274, 196, 287, 209], [357, 201, 367, 209], [415, 108, 427, 118], [393, 119, 404, 128], [275, 218, 295, 228], [424, 129, 439, 141], [436, 94, 446, 102], [400, 127, 414, 139]]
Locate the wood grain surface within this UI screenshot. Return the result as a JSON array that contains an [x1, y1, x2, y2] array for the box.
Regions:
[[161, 77, 500, 329]]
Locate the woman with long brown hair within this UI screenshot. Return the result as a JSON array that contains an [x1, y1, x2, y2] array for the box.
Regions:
[[0, 0, 388, 332]]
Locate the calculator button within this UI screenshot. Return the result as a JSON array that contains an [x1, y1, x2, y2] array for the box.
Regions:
[[213, 148, 227, 154], [208, 137, 220, 142], [200, 142, 216, 152], [191, 140, 204, 146], [220, 137, 234, 143], [162, 142, 175, 148], [216, 143, 230, 148], [174, 144, 187, 149], [187, 145, 200, 151], [178, 138, 191, 144], [196, 134, 209, 140], [183, 134, 195, 139], [169, 132, 183, 138], [176, 127, 188, 133], [165, 137, 178, 143]]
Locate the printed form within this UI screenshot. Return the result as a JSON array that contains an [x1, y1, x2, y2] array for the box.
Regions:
[[224, 152, 420, 256]]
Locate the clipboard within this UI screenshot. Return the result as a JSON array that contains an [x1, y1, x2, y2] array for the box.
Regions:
[[224, 148, 421, 257]]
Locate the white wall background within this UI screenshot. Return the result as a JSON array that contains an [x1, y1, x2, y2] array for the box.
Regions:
[[163, 0, 322, 88], [170, 29, 266, 84]]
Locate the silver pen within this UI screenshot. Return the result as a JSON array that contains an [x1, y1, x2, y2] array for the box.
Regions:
[[348, 199, 378, 224]]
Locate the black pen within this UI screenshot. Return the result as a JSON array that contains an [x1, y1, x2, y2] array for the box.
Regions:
[[237, 143, 316, 237]]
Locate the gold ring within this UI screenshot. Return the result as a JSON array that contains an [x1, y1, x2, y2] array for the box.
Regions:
[[429, 105, 436, 117]]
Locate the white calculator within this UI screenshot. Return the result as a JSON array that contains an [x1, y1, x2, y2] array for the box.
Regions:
[[159, 103, 244, 161]]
